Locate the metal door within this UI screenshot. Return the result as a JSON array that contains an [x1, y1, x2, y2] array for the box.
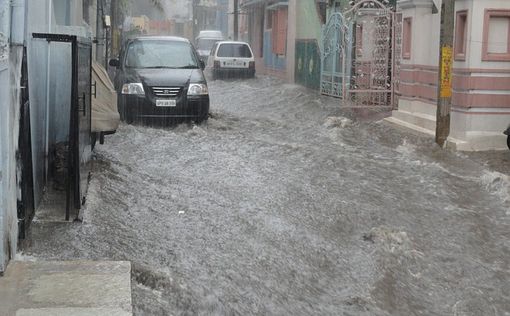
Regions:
[[17, 49, 35, 239], [320, 11, 349, 98], [32, 33, 92, 221], [76, 42, 93, 208]]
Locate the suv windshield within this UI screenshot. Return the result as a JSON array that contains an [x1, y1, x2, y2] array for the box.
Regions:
[[125, 40, 199, 69], [197, 39, 220, 51], [217, 44, 253, 58]]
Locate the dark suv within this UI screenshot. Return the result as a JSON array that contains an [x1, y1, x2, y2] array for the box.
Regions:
[[110, 36, 209, 124]]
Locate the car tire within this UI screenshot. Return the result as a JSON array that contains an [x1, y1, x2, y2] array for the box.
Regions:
[[195, 112, 209, 124], [507, 135, 510, 150]]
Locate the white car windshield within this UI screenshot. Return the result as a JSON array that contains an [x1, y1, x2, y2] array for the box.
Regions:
[[217, 44, 253, 58], [125, 40, 199, 69]]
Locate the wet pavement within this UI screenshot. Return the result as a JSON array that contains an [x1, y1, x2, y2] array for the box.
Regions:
[[21, 76, 510, 315]]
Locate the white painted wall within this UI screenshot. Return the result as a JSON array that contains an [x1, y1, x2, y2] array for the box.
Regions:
[[0, 0, 22, 273], [401, 3, 441, 67], [448, 0, 510, 150], [465, 0, 510, 69], [394, 0, 510, 150]]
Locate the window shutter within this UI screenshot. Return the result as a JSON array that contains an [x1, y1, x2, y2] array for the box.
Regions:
[[274, 8, 288, 55]]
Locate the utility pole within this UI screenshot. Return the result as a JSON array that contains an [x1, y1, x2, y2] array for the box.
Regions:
[[233, 0, 239, 40], [110, 0, 117, 56], [435, 0, 455, 147]]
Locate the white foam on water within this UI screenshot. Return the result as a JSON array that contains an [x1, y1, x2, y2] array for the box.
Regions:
[[395, 139, 416, 156], [14, 252, 38, 262], [480, 171, 510, 214]]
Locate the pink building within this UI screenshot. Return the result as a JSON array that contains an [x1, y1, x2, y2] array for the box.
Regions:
[[388, 0, 510, 151]]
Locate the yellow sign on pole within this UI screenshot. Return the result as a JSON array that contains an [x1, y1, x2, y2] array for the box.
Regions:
[[440, 46, 453, 98]]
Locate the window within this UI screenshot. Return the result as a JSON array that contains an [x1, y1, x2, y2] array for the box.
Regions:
[[482, 9, 510, 61], [271, 8, 288, 55], [402, 17, 412, 59], [217, 44, 253, 58], [455, 11, 468, 60]]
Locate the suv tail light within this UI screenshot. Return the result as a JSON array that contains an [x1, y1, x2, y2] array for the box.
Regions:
[[214, 61, 221, 68], [249, 61, 255, 69]]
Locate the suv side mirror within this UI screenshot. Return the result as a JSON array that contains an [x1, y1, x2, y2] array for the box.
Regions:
[[199, 60, 206, 70], [109, 58, 120, 68]]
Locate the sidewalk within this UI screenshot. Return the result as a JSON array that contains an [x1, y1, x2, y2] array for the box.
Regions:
[[0, 260, 133, 316]]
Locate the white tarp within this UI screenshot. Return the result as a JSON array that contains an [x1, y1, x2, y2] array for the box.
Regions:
[[91, 61, 119, 133]]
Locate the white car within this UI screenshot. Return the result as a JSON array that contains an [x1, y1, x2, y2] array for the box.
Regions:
[[195, 30, 223, 62], [208, 41, 255, 79]]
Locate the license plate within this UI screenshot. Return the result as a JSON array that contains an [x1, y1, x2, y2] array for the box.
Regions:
[[224, 61, 246, 68], [156, 99, 176, 107]]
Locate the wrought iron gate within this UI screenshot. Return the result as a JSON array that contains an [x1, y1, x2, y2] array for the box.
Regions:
[[320, 11, 349, 98], [320, 0, 401, 107]]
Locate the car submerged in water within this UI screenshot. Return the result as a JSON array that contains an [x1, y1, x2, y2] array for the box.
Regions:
[[109, 36, 209, 125]]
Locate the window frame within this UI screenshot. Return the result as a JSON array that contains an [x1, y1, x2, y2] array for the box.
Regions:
[[454, 10, 468, 61], [482, 9, 510, 62], [270, 7, 288, 56], [402, 17, 412, 60]]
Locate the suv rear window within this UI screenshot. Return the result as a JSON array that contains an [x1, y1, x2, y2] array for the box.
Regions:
[[217, 44, 253, 58]]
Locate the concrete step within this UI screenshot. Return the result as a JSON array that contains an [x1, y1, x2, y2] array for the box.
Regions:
[[391, 110, 437, 132], [384, 116, 435, 137], [0, 261, 132, 316]]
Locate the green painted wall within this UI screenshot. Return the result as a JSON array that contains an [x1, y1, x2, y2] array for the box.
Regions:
[[295, 1, 322, 90], [296, 1, 322, 41], [295, 40, 321, 90], [294, 0, 349, 91]]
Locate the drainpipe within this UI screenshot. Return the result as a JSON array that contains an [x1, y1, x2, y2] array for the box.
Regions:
[[96, 0, 104, 65]]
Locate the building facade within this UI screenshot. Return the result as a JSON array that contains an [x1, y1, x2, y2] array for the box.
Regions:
[[240, 0, 349, 83], [240, 0, 296, 81], [0, 0, 100, 273], [193, 0, 229, 40], [389, 0, 510, 150]]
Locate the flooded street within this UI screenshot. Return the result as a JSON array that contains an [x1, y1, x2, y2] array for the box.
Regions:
[[22, 76, 510, 315]]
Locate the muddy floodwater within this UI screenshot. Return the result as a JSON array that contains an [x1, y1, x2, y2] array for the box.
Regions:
[[22, 76, 510, 315]]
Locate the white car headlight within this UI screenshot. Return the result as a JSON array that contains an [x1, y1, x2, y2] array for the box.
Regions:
[[187, 83, 209, 96], [121, 83, 145, 95]]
